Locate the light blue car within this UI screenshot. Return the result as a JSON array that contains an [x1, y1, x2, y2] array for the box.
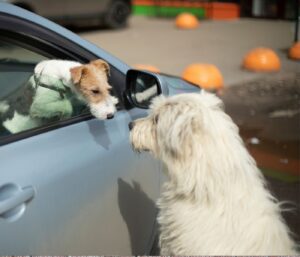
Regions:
[[0, 3, 198, 255]]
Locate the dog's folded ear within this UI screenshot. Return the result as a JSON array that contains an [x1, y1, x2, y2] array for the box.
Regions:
[[70, 66, 86, 84], [164, 111, 202, 159], [90, 59, 110, 77]]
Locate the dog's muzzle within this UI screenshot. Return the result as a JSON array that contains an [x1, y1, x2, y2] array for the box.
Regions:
[[107, 113, 114, 119]]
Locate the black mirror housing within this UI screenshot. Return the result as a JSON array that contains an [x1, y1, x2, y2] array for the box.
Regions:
[[124, 69, 163, 109]]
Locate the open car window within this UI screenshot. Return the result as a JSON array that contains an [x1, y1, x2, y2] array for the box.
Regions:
[[0, 38, 89, 139], [0, 41, 46, 63], [0, 18, 127, 146]]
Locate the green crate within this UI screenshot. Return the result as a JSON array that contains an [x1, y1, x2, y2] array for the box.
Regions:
[[133, 5, 206, 18], [133, 5, 158, 16]]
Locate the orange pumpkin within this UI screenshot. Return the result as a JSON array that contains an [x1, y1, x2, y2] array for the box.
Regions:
[[289, 42, 300, 60], [182, 64, 224, 90], [133, 64, 160, 73], [175, 13, 199, 29], [243, 48, 281, 72]]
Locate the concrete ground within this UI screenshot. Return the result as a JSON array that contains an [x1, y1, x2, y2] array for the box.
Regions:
[[79, 16, 299, 86]]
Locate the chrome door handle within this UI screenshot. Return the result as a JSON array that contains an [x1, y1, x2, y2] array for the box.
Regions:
[[0, 186, 35, 215]]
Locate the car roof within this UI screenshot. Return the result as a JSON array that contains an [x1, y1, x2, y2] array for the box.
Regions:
[[0, 2, 130, 74]]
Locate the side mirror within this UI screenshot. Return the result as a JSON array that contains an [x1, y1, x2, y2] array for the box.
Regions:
[[124, 69, 162, 109]]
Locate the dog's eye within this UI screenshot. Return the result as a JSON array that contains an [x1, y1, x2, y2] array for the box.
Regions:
[[91, 89, 100, 94]]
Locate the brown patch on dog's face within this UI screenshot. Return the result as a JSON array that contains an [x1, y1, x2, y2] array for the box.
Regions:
[[90, 59, 110, 77], [70, 59, 111, 104]]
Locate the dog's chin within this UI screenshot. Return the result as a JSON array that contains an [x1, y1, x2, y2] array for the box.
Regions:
[[90, 99, 117, 120], [138, 148, 150, 153], [91, 111, 113, 120], [131, 144, 150, 154], [91, 110, 111, 120]]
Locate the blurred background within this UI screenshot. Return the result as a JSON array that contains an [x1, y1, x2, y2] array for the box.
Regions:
[[3, 0, 299, 243], [3, 0, 298, 79]]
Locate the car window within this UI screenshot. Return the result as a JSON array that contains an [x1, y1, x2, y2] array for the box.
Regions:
[[0, 39, 88, 137], [0, 41, 46, 63]]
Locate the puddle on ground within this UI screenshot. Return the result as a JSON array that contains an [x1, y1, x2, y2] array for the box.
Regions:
[[220, 72, 300, 241], [220, 72, 300, 181]]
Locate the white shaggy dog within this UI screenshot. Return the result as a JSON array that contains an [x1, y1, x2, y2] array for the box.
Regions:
[[129, 91, 298, 255]]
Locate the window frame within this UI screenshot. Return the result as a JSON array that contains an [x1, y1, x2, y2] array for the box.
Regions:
[[0, 14, 126, 146]]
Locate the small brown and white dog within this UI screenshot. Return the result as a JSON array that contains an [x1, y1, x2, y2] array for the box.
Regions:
[[35, 59, 118, 119], [0, 59, 119, 134], [129, 91, 298, 255]]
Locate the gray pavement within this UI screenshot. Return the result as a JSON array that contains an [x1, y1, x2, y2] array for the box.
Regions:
[[80, 16, 299, 86]]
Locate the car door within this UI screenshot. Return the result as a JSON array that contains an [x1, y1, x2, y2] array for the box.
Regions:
[[0, 6, 160, 255]]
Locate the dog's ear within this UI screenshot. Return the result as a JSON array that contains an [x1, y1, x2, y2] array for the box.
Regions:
[[70, 66, 86, 84], [162, 109, 205, 198], [161, 110, 204, 198], [165, 111, 201, 159], [91, 59, 110, 77]]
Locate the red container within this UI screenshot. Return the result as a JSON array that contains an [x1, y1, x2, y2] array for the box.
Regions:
[[133, 0, 206, 8], [133, 0, 154, 6], [206, 3, 240, 20]]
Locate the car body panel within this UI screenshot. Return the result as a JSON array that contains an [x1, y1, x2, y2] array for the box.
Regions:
[[0, 110, 159, 254], [0, 3, 160, 254]]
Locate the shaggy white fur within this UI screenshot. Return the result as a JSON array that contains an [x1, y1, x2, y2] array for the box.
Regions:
[[129, 91, 298, 255]]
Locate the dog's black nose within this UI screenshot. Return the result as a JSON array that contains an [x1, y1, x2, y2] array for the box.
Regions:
[[107, 113, 114, 119], [128, 121, 134, 131]]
